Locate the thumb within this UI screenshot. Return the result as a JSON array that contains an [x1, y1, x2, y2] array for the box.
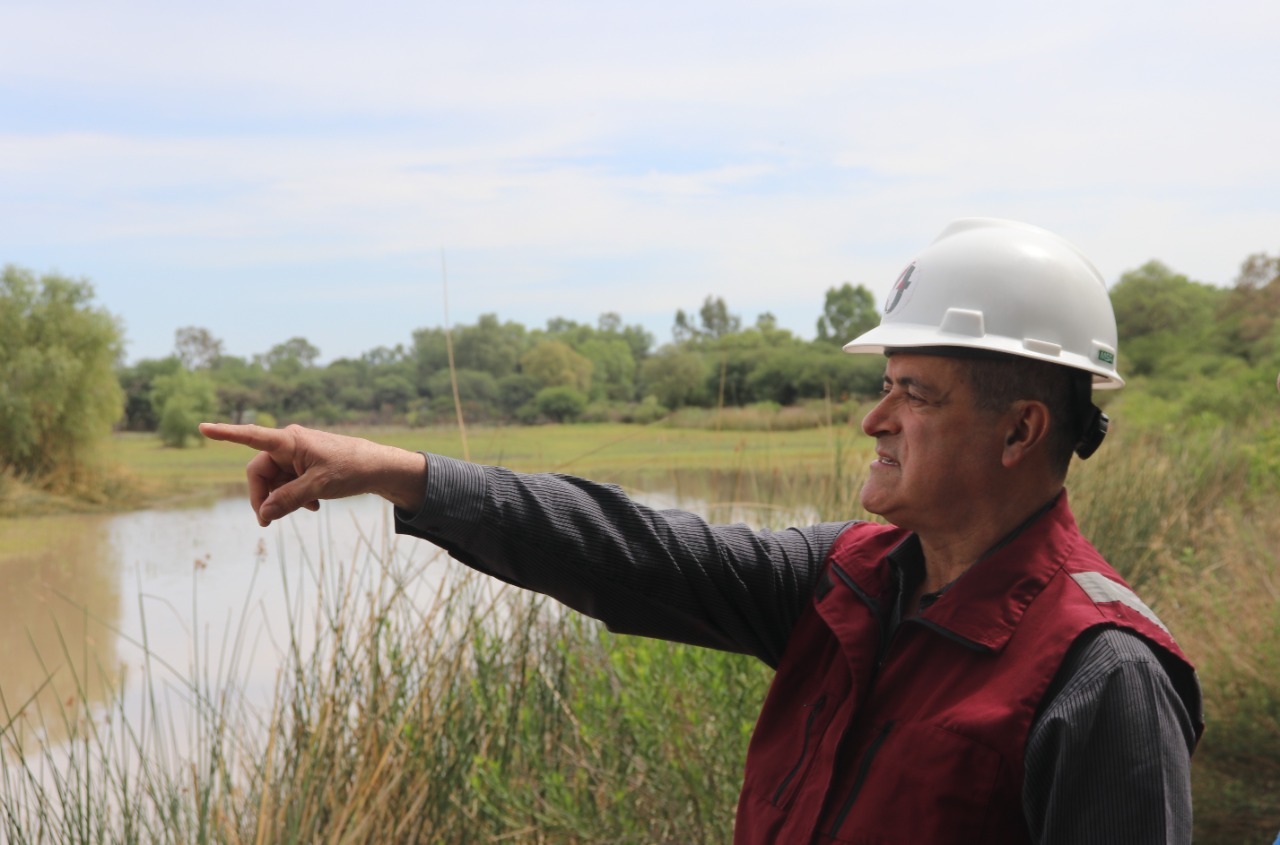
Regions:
[[260, 476, 319, 524]]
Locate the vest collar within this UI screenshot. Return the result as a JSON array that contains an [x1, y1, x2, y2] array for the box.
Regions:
[[907, 489, 1080, 653]]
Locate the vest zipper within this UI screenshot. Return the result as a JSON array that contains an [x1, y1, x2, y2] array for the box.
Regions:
[[827, 720, 895, 837], [771, 693, 828, 805]]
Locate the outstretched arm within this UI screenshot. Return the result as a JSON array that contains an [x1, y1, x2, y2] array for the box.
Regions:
[[202, 422, 851, 663], [396, 453, 852, 664], [198, 423, 427, 526]]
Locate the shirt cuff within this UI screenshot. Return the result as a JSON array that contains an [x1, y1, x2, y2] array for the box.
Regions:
[[393, 452, 487, 545]]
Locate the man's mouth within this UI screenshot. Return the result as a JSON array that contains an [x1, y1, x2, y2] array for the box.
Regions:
[[876, 452, 899, 467]]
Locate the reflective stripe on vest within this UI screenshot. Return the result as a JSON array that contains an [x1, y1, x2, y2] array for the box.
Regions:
[[1070, 571, 1170, 635]]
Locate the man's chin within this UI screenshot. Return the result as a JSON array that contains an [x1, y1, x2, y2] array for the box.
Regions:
[[859, 490, 909, 528], [858, 489, 891, 520]]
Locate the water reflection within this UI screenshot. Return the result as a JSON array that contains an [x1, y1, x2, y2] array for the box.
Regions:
[[603, 464, 863, 527], [0, 513, 122, 745]]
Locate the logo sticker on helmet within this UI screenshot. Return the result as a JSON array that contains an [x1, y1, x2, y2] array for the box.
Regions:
[[1097, 350, 1115, 364], [884, 262, 917, 315]]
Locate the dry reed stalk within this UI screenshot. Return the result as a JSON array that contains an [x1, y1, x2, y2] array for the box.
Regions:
[[440, 251, 470, 463]]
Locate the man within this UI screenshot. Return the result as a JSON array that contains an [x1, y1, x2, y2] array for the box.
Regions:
[[202, 218, 1202, 843]]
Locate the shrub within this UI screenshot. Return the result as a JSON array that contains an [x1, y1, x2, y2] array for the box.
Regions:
[[150, 368, 218, 448], [535, 386, 588, 423]]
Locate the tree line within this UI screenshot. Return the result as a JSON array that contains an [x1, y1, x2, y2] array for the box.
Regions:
[[2, 253, 1279, 483], [114, 283, 887, 446]]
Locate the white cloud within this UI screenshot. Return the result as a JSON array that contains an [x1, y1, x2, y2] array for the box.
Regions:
[[1, 0, 1277, 361]]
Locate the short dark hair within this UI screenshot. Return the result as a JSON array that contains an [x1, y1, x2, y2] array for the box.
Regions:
[[961, 356, 1090, 478]]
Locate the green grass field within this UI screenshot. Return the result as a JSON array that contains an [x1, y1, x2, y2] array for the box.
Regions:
[[112, 420, 863, 481]]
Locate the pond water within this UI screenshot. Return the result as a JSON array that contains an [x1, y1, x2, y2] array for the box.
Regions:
[[0, 484, 820, 751], [0, 495, 442, 747]]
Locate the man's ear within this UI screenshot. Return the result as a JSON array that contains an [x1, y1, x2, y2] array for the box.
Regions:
[[1001, 400, 1052, 468]]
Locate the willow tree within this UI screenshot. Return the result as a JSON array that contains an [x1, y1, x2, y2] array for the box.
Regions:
[[0, 265, 124, 482]]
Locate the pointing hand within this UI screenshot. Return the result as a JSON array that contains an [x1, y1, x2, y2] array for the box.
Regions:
[[198, 423, 427, 526]]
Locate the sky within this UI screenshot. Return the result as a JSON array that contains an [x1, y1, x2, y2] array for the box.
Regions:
[[2, 0, 1278, 365]]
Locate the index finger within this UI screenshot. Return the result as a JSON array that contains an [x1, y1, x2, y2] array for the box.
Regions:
[[199, 423, 290, 453]]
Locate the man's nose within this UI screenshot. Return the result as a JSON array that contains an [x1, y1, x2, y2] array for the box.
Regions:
[[861, 395, 897, 438]]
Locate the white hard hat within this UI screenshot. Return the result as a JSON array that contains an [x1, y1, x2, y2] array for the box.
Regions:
[[843, 218, 1124, 388]]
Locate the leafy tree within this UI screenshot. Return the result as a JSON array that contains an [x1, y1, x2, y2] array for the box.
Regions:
[[1109, 261, 1222, 375], [521, 340, 593, 392], [1218, 253, 1280, 364], [816, 283, 877, 345], [425, 369, 500, 418], [259, 337, 321, 377], [258, 368, 328, 422], [697, 323, 802, 406], [641, 347, 709, 409], [538, 317, 597, 354], [672, 309, 699, 345], [698, 296, 741, 339], [174, 326, 225, 370], [597, 312, 653, 363], [320, 358, 373, 416], [597, 312, 624, 334], [333, 384, 375, 414], [578, 337, 637, 401], [1110, 261, 1218, 340], [411, 326, 450, 392], [748, 347, 824, 405], [372, 373, 416, 413], [453, 314, 527, 378], [528, 314, 650, 403], [361, 344, 409, 370], [210, 355, 266, 424], [411, 316, 528, 403], [242, 338, 332, 421], [748, 344, 883, 405], [497, 373, 541, 417], [0, 265, 124, 480], [118, 356, 182, 431], [544, 316, 587, 339], [672, 297, 741, 345]]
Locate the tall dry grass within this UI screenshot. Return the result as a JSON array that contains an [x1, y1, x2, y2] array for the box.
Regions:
[[1070, 422, 1280, 843]]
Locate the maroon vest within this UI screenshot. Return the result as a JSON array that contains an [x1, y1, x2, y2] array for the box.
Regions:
[[733, 494, 1199, 844]]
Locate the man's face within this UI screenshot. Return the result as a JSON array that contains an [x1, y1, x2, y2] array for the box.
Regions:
[[859, 354, 1007, 532]]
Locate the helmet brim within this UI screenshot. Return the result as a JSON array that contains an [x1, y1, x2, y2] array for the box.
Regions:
[[843, 323, 1126, 389]]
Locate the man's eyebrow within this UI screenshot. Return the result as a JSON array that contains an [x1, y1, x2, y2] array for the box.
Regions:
[[882, 374, 947, 400], [882, 374, 928, 390]]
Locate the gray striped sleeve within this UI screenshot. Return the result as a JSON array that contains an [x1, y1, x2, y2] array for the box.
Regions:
[[395, 453, 851, 666], [1024, 627, 1198, 845]]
